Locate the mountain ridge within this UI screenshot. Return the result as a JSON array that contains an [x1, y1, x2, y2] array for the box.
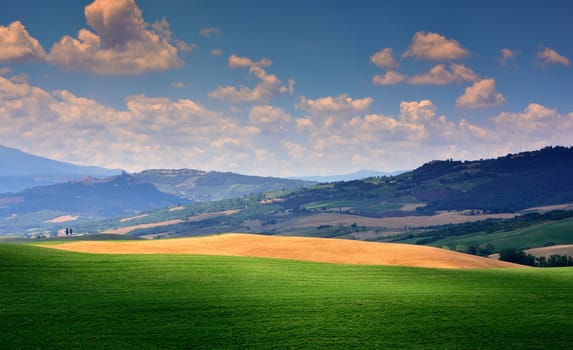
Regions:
[[4, 146, 573, 240], [82, 146, 573, 242], [289, 169, 407, 182], [0, 145, 122, 193]]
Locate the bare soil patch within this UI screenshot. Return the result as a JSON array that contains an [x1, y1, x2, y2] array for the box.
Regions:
[[525, 245, 573, 258], [105, 210, 241, 235], [521, 203, 573, 213], [399, 203, 426, 211], [45, 234, 523, 269], [290, 211, 516, 230], [186, 209, 240, 222], [45, 215, 78, 223], [103, 219, 184, 235], [120, 214, 149, 222]]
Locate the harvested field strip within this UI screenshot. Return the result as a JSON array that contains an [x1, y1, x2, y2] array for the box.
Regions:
[[290, 211, 516, 229], [526, 244, 573, 258], [102, 219, 184, 235], [45, 233, 522, 269]]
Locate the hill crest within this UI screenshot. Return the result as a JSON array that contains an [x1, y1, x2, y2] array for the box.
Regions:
[[44, 233, 524, 269]]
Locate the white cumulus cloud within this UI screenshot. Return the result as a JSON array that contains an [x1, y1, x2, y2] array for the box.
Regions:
[[456, 79, 505, 108], [370, 48, 399, 70], [537, 47, 570, 66], [0, 21, 46, 62], [409, 64, 479, 85], [296, 94, 373, 116], [209, 55, 293, 102], [372, 71, 407, 85], [48, 0, 184, 75], [248, 105, 292, 133], [228, 54, 271, 68], [402, 32, 469, 61], [498, 48, 516, 66], [0, 73, 264, 172]]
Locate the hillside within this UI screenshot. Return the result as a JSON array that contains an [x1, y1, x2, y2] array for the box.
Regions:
[[7, 146, 573, 243], [0, 145, 121, 193], [2, 243, 571, 349], [75, 147, 573, 248], [44, 233, 522, 269], [0, 168, 312, 236], [132, 169, 313, 202], [402, 212, 573, 252], [409, 146, 573, 213], [277, 146, 573, 216], [0, 173, 187, 218]]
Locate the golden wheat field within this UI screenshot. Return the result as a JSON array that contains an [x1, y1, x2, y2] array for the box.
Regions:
[[45, 233, 523, 269]]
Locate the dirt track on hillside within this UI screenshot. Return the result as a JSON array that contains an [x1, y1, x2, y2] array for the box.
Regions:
[[44, 234, 524, 269]]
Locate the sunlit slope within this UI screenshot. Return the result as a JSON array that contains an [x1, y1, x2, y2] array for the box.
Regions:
[[1, 244, 571, 349], [45, 233, 521, 268]]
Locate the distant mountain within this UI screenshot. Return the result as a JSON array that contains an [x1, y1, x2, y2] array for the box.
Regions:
[[6, 146, 573, 239], [0, 145, 121, 192], [0, 167, 314, 235], [0, 173, 188, 218], [291, 169, 407, 183], [132, 169, 315, 202]]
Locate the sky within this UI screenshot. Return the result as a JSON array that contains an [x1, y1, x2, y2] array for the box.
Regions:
[[1, 0, 572, 177]]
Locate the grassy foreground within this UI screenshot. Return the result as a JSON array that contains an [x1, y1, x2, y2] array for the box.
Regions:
[[1, 244, 572, 349]]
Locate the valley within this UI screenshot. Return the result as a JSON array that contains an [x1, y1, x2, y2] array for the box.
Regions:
[[2, 146, 573, 349], [2, 146, 572, 261]]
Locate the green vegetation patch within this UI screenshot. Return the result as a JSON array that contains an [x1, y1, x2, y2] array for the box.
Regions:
[[429, 216, 573, 251], [1, 244, 572, 349], [396, 211, 573, 252]]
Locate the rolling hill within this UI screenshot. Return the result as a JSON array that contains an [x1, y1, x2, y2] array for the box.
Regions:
[[43, 233, 522, 269], [131, 168, 314, 202], [0, 172, 188, 218], [6, 146, 573, 248], [1, 242, 571, 349], [0, 165, 313, 236], [58, 147, 573, 255], [277, 146, 573, 216]]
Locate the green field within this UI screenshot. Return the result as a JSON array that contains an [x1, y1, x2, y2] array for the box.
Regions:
[[1, 244, 572, 349], [425, 217, 573, 251]]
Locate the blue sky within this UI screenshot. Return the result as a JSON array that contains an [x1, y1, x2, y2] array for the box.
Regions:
[[1, 0, 572, 176]]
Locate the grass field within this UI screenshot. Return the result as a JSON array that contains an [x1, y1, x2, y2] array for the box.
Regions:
[[426, 217, 573, 250], [1, 243, 572, 349]]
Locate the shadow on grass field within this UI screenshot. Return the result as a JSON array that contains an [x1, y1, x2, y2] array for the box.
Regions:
[[1, 243, 572, 349]]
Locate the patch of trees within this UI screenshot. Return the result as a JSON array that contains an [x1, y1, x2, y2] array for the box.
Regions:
[[447, 243, 496, 256], [499, 248, 573, 267]]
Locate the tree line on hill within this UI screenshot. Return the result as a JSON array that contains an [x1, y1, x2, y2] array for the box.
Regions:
[[498, 248, 573, 267]]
